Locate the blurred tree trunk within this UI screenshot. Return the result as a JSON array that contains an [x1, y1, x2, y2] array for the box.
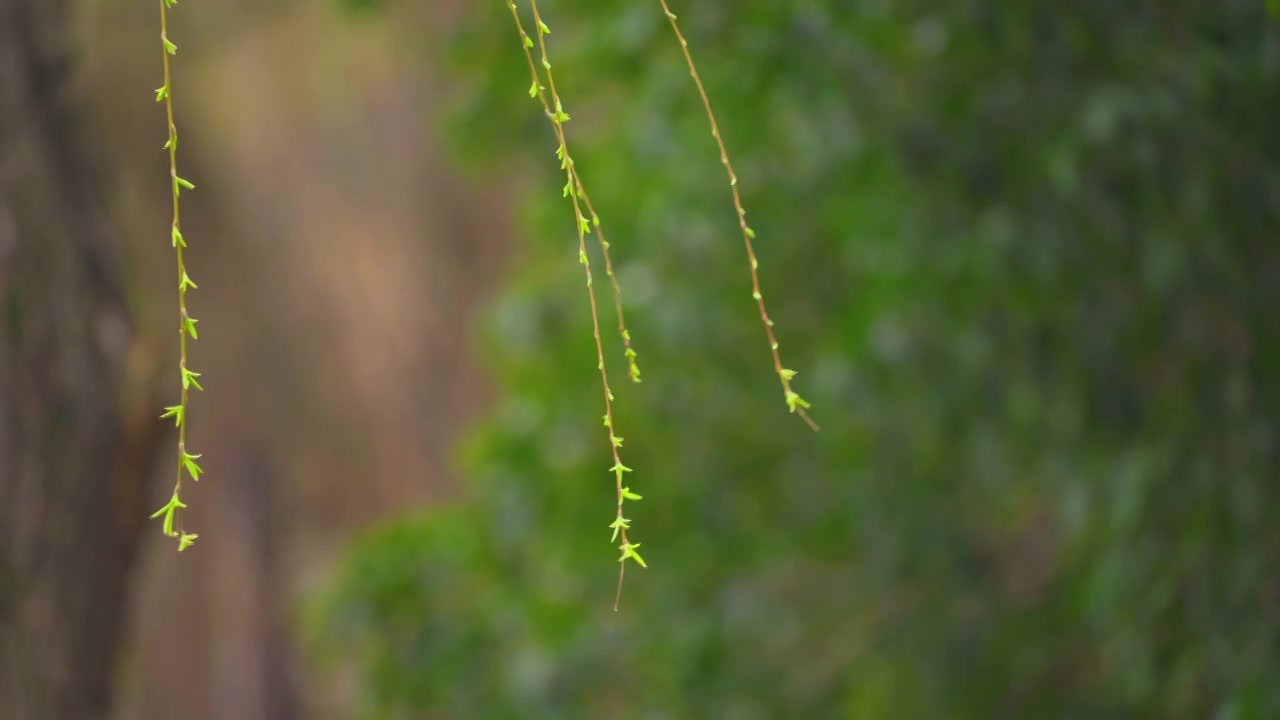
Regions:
[[0, 0, 164, 717]]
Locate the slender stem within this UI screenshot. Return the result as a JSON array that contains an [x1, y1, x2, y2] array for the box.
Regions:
[[655, 0, 817, 431], [162, 0, 187, 535], [156, 0, 201, 548], [576, 178, 640, 383]]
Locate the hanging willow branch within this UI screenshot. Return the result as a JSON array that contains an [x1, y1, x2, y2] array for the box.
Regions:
[[150, 0, 204, 551], [505, 0, 646, 609], [655, 0, 818, 431]]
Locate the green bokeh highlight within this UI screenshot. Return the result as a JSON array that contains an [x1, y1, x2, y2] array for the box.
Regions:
[[315, 2, 1280, 717]]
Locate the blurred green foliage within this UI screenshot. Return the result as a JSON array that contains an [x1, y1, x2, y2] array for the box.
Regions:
[[315, 1, 1280, 717]]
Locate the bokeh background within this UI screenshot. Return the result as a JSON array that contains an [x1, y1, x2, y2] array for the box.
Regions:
[[4, 0, 1280, 718]]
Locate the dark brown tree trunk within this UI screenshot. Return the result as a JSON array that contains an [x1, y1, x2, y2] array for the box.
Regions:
[[0, 0, 165, 717]]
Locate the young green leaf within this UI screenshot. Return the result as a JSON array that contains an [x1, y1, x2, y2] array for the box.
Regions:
[[150, 492, 186, 537], [609, 516, 630, 543], [160, 404, 184, 427], [786, 391, 812, 412], [181, 451, 203, 481], [619, 542, 647, 568]]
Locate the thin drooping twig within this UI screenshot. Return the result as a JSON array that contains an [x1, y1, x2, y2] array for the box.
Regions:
[[151, 0, 204, 551], [655, 0, 818, 431], [508, 4, 641, 385], [506, 0, 646, 609], [577, 182, 641, 383]]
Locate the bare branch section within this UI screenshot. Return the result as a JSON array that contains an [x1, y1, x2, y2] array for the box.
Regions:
[[656, 0, 818, 431]]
